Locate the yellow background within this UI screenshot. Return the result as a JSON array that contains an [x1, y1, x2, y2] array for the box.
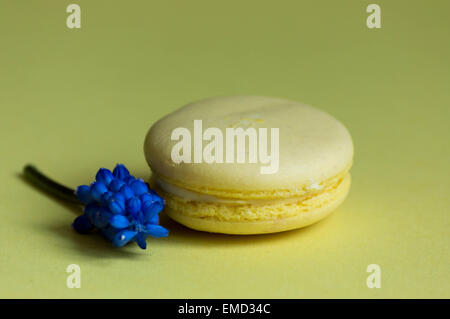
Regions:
[[0, 1, 448, 298]]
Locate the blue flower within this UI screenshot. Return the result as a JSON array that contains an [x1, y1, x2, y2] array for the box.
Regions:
[[72, 164, 168, 249]]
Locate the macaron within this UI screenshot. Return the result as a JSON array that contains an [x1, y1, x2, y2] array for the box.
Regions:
[[144, 96, 353, 234]]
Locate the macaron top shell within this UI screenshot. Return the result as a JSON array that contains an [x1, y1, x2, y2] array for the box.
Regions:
[[144, 96, 353, 196]]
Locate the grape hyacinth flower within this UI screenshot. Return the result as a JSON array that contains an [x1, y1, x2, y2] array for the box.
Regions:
[[23, 164, 168, 250]]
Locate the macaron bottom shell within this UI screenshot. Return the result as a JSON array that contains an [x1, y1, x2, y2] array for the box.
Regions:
[[159, 174, 351, 235]]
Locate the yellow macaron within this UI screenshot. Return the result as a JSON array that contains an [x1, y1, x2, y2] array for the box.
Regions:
[[144, 96, 353, 234]]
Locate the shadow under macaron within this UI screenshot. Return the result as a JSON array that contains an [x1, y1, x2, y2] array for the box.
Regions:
[[157, 211, 333, 248]]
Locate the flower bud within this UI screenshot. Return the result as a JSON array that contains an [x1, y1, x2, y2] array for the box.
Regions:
[[95, 168, 114, 186], [94, 206, 112, 228], [113, 164, 130, 180], [90, 182, 108, 201], [109, 214, 130, 229], [76, 185, 92, 204], [126, 197, 142, 215], [108, 193, 126, 214], [113, 230, 137, 247], [130, 179, 149, 196], [72, 214, 93, 233], [124, 176, 136, 185], [142, 200, 163, 223], [101, 191, 114, 205], [119, 185, 134, 200], [145, 224, 169, 238], [109, 179, 125, 193]]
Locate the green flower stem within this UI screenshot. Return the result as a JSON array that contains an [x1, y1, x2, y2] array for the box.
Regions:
[[23, 164, 81, 205]]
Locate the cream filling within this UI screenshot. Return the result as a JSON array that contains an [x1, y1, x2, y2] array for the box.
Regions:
[[154, 176, 331, 206]]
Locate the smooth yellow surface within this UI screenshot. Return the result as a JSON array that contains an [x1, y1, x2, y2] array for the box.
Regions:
[[145, 96, 353, 192], [0, 1, 449, 298]]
